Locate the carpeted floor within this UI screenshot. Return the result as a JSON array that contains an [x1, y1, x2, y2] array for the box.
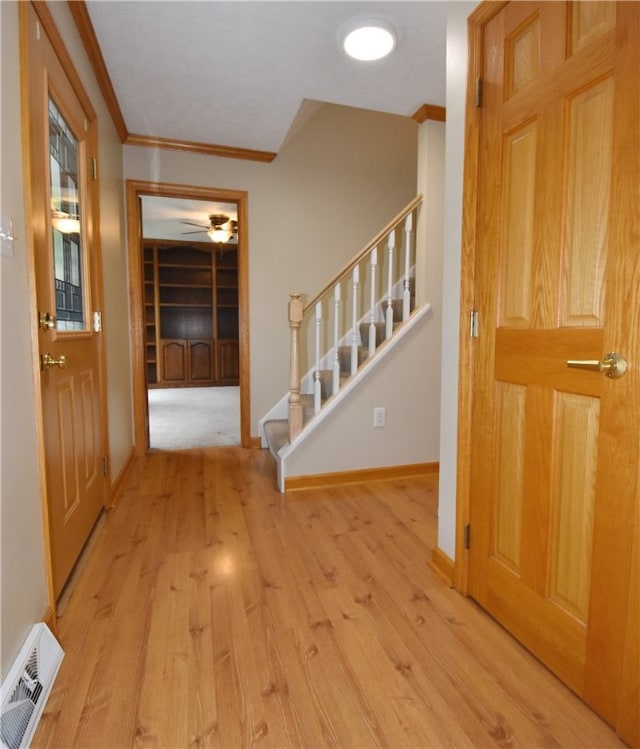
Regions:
[[148, 386, 240, 450]]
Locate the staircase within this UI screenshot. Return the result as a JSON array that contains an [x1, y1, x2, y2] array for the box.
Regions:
[[259, 195, 428, 490]]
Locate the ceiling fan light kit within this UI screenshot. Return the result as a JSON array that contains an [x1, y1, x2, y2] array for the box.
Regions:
[[180, 213, 237, 243], [207, 227, 232, 243], [342, 20, 397, 61], [51, 210, 80, 234]]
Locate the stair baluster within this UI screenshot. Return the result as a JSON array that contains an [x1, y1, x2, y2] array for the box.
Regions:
[[403, 213, 413, 321], [368, 246, 378, 358], [385, 232, 395, 339], [314, 301, 322, 414], [332, 284, 341, 395], [350, 265, 360, 375], [288, 293, 304, 442]]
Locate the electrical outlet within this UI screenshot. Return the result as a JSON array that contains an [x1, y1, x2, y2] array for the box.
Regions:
[[373, 406, 386, 428]]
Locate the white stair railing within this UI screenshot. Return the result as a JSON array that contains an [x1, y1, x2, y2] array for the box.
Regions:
[[385, 231, 395, 340], [287, 195, 422, 443], [350, 265, 360, 376], [332, 285, 341, 395], [368, 247, 378, 358], [402, 213, 413, 321]]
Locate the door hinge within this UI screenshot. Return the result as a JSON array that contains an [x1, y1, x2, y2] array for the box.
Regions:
[[93, 310, 102, 332], [469, 309, 479, 338], [464, 523, 471, 550], [475, 77, 483, 108], [91, 157, 98, 180], [102, 457, 108, 477]]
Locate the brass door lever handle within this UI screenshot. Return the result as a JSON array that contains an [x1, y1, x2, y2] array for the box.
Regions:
[[566, 352, 627, 379]]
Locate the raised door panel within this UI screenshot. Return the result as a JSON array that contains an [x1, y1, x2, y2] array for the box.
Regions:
[[216, 340, 239, 383], [189, 340, 214, 382], [161, 340, 187, 383]]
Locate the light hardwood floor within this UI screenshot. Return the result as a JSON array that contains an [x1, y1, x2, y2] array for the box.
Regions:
[[34, 448, 624, 748]]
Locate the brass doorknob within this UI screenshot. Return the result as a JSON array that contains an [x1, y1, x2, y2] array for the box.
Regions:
[[41, 353, 68, 370], [39, 311, 57, 331], [566, 352, 627, 379]]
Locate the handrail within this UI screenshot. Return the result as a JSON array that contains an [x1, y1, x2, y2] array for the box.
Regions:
[[302, 194, 423, 314], [287, 193, 422, 444]]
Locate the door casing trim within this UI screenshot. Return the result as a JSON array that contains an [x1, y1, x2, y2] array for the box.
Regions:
[[456, 0, 506, 595], [125, 179, 251, 454]]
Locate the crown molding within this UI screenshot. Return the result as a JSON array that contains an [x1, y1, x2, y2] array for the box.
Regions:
[[412, 103, 446, 123], [124, 133, 277, 163]]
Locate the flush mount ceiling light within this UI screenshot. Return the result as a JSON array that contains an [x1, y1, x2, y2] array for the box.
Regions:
[[343, 21, 396, 61]]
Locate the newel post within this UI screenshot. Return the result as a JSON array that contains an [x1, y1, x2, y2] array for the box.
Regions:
[[288, 293, 304, 442]]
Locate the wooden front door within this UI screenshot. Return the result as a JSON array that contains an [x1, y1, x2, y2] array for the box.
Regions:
[[465, 0, 638, 741], [22, 3, 108, 599]]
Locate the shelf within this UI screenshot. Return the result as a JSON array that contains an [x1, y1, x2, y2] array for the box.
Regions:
[[159, 303, 212, 308], [144, 241, 238, 386], [158, 263, 210, 269], [159, 283, 212, 289]]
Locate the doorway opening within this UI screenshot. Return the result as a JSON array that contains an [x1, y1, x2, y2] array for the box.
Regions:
[[127, 181, 250, 455]]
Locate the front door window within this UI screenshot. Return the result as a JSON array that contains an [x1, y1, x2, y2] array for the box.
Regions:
[[49, 96, 86, 331]]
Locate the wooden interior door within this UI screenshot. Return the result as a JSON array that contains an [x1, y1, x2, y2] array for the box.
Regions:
[[23, 2, 107, 599], [466, 1, 639, 741]]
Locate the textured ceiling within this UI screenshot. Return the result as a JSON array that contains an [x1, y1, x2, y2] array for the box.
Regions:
[[85, 0, 448, 154]]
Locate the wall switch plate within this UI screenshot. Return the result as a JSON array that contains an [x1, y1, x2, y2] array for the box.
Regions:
[[373, 406, 386, 428]]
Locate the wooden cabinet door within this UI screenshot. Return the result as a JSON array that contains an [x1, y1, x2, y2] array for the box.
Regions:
[[161, 340, 187, 383], [466, 1, 639, 738], [189, 340, 214, 382], [216, 340, 239, 383], [160, 339, 215, 384]]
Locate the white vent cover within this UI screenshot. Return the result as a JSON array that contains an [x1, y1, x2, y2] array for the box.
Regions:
[[1, 624, 64, 749]]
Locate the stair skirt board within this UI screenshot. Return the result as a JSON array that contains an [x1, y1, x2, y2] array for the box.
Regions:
[[284, 461, 439, 492]]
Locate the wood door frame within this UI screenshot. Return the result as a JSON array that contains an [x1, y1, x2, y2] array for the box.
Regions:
[[126, 180, 251, 454], [455, 1, 506, 594], [20, 1, 111, 620]]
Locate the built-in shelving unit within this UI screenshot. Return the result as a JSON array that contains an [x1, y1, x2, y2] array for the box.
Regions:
[[143, 242, 239, 387]]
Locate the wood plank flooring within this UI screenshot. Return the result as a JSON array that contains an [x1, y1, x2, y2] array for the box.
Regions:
[[33, 447, 624, 748]]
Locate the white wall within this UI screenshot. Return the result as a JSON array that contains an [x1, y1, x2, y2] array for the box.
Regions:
[[124, 104, 418, 435], [0, 0, 49, 679], [1, 1, 131, 679], [437, 1, 479, 560]]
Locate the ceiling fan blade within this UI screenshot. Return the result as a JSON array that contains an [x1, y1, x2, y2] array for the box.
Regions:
[[180, 220, 210, 229], [180, 229, 208, 234]]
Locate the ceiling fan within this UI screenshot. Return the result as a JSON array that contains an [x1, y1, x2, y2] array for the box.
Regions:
[[180, 213, 238, 243]]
